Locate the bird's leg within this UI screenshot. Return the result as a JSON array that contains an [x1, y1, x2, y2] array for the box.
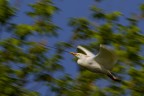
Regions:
[[107, 71, 121, 82]]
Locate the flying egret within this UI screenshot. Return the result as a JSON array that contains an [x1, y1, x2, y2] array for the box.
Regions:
[[70, 44, 121, 81]]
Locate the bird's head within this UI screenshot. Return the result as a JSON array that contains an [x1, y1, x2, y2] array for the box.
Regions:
[[70, 52, 86, 58]]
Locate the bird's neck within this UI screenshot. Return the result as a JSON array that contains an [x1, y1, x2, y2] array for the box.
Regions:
[[77, 56, 88, 66]]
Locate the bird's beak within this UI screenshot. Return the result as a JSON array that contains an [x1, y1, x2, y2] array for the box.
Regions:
[[70, 52, 77, 56]]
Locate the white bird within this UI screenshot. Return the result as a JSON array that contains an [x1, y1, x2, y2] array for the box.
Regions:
[[70, 44, 121, 81]]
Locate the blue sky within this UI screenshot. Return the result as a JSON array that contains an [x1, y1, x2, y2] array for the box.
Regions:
[[52, 0, 144, 77], [10, 0, 144, 95]]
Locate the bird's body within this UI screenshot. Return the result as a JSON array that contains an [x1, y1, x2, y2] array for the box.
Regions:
[[70, 44, 121, 81], [77, 55, 104, 73]]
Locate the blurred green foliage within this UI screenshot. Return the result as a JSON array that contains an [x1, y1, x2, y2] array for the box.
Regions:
[[0, 0, 144, 96], [0, 0, 15, 25]]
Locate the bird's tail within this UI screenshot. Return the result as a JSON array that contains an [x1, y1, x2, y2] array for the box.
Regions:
[[107, 71, 121, 82]]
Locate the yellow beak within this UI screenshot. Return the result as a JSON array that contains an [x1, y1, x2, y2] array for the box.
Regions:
[[70, 52, 77, 56]]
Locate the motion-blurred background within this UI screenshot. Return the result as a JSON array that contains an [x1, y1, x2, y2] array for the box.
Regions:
[[0, 0, 144, 96]]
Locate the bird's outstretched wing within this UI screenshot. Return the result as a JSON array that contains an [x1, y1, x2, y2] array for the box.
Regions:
[[77, 46, 95, 57], [94, 44, 117, 70]]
